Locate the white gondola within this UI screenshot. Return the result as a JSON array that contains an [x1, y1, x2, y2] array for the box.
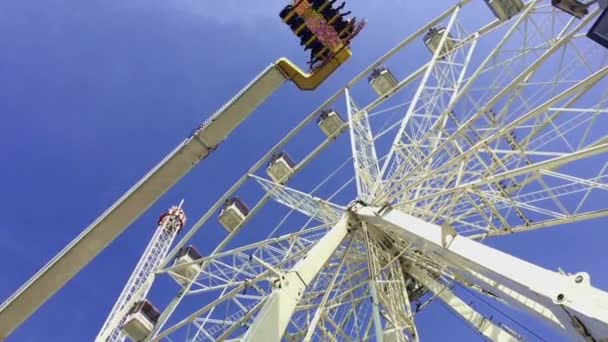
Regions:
[[551, 0, 589, 18], [218, 197, 250, 233], [484, 0, 524, 20], [317, 108, 345, 138], [368, 66, 398, 96], [588, 8, 608, 49], [170, 245, 203, 286], [121, 300, 160, 342], [423, 27, 456, 58], [266, 152, 296, 184]]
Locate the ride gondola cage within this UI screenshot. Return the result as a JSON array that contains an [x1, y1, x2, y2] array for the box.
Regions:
[[170, 245, 204, 287], [266, 152, 297, 184], [484, 0, 524, 20], [587, 6, 608, 49], [423, 27, 457, 58], [121, 300, 160, 341], [368, 66, 398, 97], [218, 197, 250, 233], [317, 108, 345, 138]]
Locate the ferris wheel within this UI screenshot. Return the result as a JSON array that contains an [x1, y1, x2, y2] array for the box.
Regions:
[[1, 0, 608, 341], [104, 1, 608, 341]]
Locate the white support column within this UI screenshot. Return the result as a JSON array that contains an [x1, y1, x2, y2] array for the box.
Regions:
[[355, 205, 608, 341], [244, 217, 350, 342], [405, 264, 519, 342]]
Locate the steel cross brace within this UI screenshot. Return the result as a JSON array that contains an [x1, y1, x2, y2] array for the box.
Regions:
[[354, 204, 608, 341]]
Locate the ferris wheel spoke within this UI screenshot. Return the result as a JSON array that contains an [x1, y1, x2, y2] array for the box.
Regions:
[[345, 88, 380, 202], [420, 98, 608, 233], [395, 143, 607, 235], [251, 174, 344, 223], [387, 65, 608, 205], [205, 299, 266, 342], [377, 6, 471, 199], [357, 205, 608, 340], [374, 6, 534, 201], [378, 5, 604, 204]]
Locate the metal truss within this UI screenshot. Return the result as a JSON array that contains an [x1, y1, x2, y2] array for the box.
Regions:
[[346, 88, 380, 202]]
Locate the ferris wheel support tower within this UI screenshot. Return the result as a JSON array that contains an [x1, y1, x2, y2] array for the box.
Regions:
[[96, 204, 186, 342]]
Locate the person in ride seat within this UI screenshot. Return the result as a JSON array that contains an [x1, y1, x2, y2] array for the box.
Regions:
[[279, 5, 293, 19], [334, 16, 349, 35], [288, 15, 305, 31], [311, 0, 323, 9], [309, 40, 324, 60], [308, 43, 332, 68], [300, 28, 314, 48], [321, 2, 340, 20], [338, 18, 356, 40]]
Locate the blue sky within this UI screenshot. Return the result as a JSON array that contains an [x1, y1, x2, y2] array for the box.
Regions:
[[0, 0, 606, 341]]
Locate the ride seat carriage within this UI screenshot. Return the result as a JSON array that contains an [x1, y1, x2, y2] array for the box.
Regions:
[[279, 0, 365, 70]]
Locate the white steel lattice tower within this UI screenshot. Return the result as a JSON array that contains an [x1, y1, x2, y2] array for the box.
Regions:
[[96, 204, 186, 342]]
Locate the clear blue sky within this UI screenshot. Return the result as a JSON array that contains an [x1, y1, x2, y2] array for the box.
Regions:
[[0, 0, 606, 341]]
